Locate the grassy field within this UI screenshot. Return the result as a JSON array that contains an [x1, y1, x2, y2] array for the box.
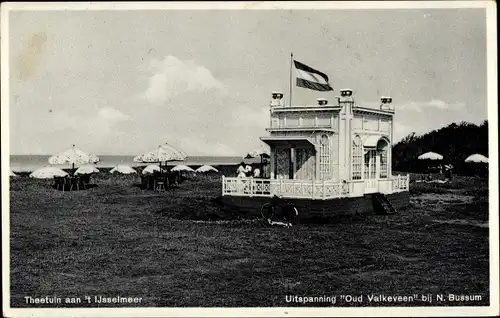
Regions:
[[9, 170, 490, 307]]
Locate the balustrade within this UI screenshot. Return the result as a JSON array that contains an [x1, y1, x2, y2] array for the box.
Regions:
[[222, 174, 409, 199]]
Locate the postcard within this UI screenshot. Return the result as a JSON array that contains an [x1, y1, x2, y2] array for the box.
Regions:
[[2, 1, 498, 317]]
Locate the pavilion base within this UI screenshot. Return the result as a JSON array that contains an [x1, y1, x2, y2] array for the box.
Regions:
[[217, 191, 411, 222]]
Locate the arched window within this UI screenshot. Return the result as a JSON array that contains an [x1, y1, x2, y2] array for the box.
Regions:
[[352, 135, 362, 180], [319, 134, 330, 180], [378, 138, 389, 178], [380, 149, 388, 178]]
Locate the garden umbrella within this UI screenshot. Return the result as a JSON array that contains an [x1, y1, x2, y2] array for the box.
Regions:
[[245, 148, 270, 163], [196, 165, 218, 173], [74, 164, 100, 175], [465, 154, 488, 163], [245, 148, 271, 160], [48, 145, 100, 172], [110, 165, 137, 175], [142, 164, 161, 175], [418, 152, 443, 160], [30, 167, 69, 179], [171, 164, 195, 172], [134, 142, 187, 171], [244, 147, 270, 174]]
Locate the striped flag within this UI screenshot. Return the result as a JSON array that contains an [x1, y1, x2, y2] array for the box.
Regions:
[[294, 60, 333, 91]]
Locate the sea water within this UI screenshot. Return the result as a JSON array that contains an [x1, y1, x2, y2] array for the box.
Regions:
[[10, 155, 243, 172]]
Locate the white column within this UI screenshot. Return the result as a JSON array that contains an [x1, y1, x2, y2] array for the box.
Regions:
[[338, 114, 346, 181], [376, 154, 381, 179], [222, 175, 225, 195], [270, 146, 275, 179], [389, 120, 393, 177], [346, 118, 352, 180], [315, 144, 320, 180], [361, 148, 365, 180]]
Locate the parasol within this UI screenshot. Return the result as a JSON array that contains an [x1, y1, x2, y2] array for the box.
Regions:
[[134, 142, 187, 171], [110, 165, 137, 175], [171, 164, 195, 172], [464, 154, 488, 163], [196, 165, 218, 173], [30, 167, 69, 179], [48, 145, 100, 172], [418, 152, 443, 160], [74, 164, 100, 175]]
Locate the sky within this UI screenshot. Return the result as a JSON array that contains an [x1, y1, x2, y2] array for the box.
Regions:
[[7, 7, 488, 156]]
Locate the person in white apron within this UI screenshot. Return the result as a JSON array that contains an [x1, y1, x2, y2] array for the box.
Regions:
[[236, 162, 247, 178]]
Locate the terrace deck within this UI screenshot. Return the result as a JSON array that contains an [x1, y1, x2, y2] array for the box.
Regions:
[[218, 191, 411, 221]]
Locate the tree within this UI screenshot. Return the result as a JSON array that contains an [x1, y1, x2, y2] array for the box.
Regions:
[[392, 121, 488, 174]]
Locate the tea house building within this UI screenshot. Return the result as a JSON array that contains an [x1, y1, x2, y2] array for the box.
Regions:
[[221, 89, 410, 215]]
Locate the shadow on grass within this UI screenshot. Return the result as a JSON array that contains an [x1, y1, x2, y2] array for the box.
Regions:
[[159, 196, 380, 225], [51, 184, 99, 191]]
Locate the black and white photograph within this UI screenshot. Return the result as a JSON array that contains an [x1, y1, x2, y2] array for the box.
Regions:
[[1, 1, 498, 317]]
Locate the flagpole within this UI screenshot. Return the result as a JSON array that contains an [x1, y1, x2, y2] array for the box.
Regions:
[[289, 52, 293, 107]]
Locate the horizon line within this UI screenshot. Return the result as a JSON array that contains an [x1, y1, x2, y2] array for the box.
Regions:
[[9, 154, 244, 157]]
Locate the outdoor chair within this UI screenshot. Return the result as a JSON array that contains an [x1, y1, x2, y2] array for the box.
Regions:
[[141, 176, 149, 190], [168, 172, 179, 187], [80, 174, 91, 186], [70, 176, 85, 191], [155, 175, 167, 192], [54, 177, 65, 191], [79, 176, 87, 190], [63, 176, 73, 191]]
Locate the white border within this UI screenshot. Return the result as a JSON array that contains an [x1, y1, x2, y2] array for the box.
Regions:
[[1, 1, 498, 317], [0, 1, 495, 10]]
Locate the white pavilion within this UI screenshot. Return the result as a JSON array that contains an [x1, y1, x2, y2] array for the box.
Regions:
[[222, 89, 409, 200]]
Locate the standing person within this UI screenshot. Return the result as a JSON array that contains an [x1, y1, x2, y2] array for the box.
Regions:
[[253, 165, 261, 178], [236, 162, 247, 178], [245, 163, 253, 177]]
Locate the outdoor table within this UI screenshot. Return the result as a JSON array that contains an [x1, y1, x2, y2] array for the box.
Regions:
[[54, 175, 88, 191], [141, 175, 156, 190], [141, 173, 170, 191]]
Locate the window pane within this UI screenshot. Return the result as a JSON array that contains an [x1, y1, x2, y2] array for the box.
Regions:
[[380, 149, 388, 178], [351, 136, 362, 180], [320, 135, 330, 180]]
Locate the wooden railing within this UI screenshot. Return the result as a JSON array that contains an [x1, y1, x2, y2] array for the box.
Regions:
[[222, 174, 409, 199], [392, 174, 410, 193], [222, 177, 349, 199]]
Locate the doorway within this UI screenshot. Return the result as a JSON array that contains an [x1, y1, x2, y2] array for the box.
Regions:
[[364, 149, 378, 193]]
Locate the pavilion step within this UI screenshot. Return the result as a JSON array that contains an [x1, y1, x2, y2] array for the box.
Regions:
[[373, 193, 397, 215]]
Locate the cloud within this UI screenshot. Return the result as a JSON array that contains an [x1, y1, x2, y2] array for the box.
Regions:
[[38, 107, 131, 149], [227, 106, 269, 128], [400, 100, 466, 112], [141, 55, 228, 105], [98, 107, 130, 122], [129, 55, 270, 156]]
